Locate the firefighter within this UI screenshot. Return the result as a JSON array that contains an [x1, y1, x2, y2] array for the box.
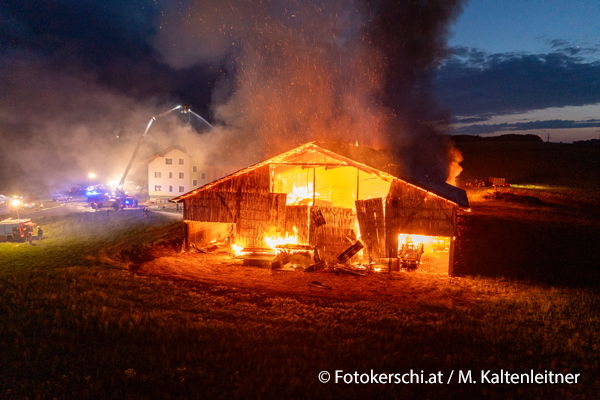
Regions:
[[37, 227, 43, 241], [25, 227, 33, 244]]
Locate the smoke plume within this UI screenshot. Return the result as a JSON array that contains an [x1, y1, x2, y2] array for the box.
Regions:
[[152, 0, 466, 182], [0, 51, 217, 193], [0, 0, 466, 194]]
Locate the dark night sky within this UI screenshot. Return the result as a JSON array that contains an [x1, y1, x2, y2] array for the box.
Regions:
[[0, 1, 217, 113], [1, 0, 598, 193]]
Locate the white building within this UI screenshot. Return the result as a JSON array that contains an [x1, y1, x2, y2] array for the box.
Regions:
[[143, 147, 237, 201]]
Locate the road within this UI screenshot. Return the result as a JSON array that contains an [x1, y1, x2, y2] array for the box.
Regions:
[[2, 197, 182, 222], [5, 200, 93, 220]]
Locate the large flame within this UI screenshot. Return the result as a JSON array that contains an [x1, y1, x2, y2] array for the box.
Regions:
[[287, 183, 314, 206], [446, 146, 464, 186], [231, 243, 244, 256], [232, 227, 302, 256], [265, 227, 300, 248]]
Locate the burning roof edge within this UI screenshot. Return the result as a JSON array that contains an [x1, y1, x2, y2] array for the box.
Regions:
[[170, 142, 470, 209]]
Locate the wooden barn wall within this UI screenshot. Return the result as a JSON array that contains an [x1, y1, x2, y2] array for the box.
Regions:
[[285, 205, 310, 244], [385, 179, 456, 257], [188, 221, 235, 248], [355, 198, 386, 259], [184, 191, 239, 223], [309, 206, 355, 263], [184, 190, 287, 248], [237, 193, 277, 247], [205, 165, 271, 194]]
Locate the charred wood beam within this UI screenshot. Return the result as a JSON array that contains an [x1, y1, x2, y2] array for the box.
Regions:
[[310, 208, 326, 228], [337, 240, 364, 264]]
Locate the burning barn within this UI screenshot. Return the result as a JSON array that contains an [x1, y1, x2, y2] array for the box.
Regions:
[[171, 143, 469, 275]]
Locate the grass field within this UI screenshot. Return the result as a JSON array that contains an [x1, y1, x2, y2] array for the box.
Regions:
[[456, 140, 600, 193], [1, 209, 599, 399]]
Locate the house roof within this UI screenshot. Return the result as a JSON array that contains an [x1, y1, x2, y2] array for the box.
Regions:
[[171, 142, 470, 208], [140, 146, 187, 164]]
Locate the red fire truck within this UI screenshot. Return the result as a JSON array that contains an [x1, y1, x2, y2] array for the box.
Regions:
[[0, 219, 37, 242]]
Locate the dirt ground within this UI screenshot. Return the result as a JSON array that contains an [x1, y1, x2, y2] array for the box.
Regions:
[[136, 248, 473, 305], [130, 186, 600, 305]]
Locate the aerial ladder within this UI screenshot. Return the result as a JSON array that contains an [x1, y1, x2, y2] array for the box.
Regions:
[[90, 105, 212, 210], [117, 104, 213, 193]]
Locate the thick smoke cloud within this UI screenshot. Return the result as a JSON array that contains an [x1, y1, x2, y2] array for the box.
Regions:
[[363, 0, 465, 182], [0, 0, 221, 194], [152, 0, 387, 156], [152, 0, 466, 183], [0, 0, 466, 193], [0, 51, 219, 193]]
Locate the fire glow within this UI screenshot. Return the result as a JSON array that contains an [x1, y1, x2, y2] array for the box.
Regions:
[[265, 227, 301, 248], [286, 183, 314, 206], [398, 234, 450, 250]]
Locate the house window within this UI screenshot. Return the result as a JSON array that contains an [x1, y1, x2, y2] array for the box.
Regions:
[[154, 171, 161, 178], [169, 185, 173, 192], [165, 158, 172, 165], [201, 173, 206, 180], [192, 179, 198, 186], [154, 185, 162, 192], [169, 172, 173, 179], [179, 158, 184, 165], [179, 186, 185, 192], [179, 172, 184, 179], [192, 165, 198, 172]]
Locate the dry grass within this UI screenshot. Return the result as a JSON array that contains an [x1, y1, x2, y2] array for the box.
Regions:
[[1, 198, 599, 399]]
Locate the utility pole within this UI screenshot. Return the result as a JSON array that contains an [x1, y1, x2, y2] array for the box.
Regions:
[[546, 132, 551, 143]]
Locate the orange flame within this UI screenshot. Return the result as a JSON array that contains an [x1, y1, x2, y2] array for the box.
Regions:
[[265, 226, 301, 249], [446, 146, 463, 186], [287, 183, 314, 205]]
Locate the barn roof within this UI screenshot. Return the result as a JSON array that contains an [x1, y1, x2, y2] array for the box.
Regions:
[[171, 142, 469, 209]]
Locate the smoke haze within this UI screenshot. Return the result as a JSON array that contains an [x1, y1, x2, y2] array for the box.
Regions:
[[0, 0, 465, 194], [152, 0, 466, 181], [0, 51, 218, 193]]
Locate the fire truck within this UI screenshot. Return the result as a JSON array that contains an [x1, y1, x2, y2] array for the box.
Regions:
[[0, 219, 36, 242], [94, 104, 211, 212], [87, 190, 138, 210]]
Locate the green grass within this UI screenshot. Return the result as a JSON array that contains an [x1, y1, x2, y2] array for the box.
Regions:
[[456, 141, 600, 192], [0, 212, 178, 275], [0, 212, 598, 399]]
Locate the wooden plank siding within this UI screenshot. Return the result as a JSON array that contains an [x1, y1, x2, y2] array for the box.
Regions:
[[355, 198, 386, 259], [285, 205, 310, 244], [309, 206, 355, 263], [183, 191, 238, 223], [184, 190, 287, 248], [237, 193, 281, 247], [202, 165, 271, 194], [385, 179, 456, 257], [187, 221, 235, 248]]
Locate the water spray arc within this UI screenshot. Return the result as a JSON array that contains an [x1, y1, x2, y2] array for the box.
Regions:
[[116, 105, 212, 192], [181, 104, 214, 131]]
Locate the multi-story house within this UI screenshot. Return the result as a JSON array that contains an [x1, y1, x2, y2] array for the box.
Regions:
[[143, 147, 237, 201]]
